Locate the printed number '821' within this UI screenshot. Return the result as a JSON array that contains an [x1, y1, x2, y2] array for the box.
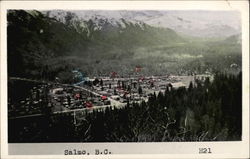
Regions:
[[199, 148, 212, 154]]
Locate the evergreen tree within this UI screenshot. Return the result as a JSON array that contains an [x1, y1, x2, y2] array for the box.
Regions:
[[138, 86, 143, 95]]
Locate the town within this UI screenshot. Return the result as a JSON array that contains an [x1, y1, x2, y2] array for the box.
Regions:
[[8, 74, 212, 119]]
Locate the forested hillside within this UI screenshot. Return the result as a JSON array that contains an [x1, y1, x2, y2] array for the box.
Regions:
[[74, 73, 242, 142], [8, 10, 241, 81]]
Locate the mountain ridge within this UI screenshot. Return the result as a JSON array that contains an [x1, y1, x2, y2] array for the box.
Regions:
[[45, 10, 241, 38]]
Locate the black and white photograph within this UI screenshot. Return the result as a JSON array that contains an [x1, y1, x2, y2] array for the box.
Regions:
[[1, 0, 249, 158]]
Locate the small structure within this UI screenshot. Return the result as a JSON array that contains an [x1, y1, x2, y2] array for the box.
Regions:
[[101, 95, 107, 100]]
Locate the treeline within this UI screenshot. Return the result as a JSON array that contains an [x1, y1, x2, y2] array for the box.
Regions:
[[9, 73, 241, 142]]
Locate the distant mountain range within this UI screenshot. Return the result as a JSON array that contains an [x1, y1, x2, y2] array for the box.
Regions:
[[46, 10, 241, 38]]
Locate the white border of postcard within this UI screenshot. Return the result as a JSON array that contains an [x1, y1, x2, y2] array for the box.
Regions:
[[0, 1, 249, 159]]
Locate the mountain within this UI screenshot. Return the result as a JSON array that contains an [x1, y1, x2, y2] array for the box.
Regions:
[[8, 10, 185, 78], [7, 10, 241, 82], [46, 10, 241, 38]]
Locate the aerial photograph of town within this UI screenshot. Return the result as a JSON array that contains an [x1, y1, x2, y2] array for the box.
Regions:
[[7, 10, 242, 142]]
